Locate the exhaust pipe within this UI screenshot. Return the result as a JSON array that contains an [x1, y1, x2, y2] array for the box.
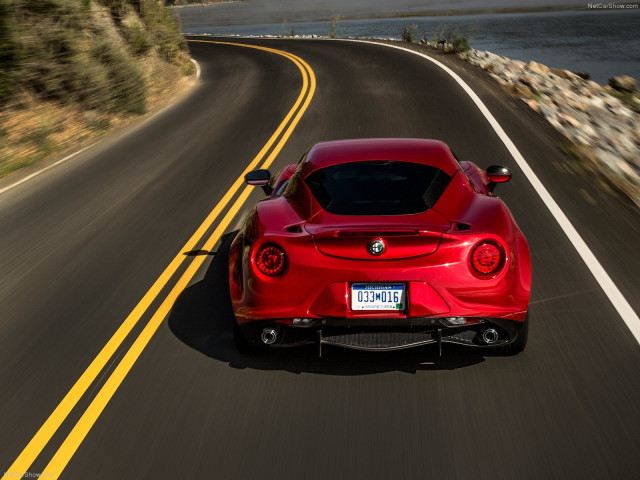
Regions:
[[261, 328, 278, 345], [481, 328, 499, 344]]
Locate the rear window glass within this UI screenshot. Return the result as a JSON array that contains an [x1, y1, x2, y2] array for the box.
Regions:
[[304, 161, 451, 215]]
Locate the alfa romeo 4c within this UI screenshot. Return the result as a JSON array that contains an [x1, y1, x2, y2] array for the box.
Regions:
[[228, 139, 530, 355]]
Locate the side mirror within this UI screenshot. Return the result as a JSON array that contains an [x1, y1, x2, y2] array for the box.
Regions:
[[245, 169, 272, 195], [486, 165, 511, 192]]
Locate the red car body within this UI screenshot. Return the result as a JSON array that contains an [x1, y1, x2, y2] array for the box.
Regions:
[[228, 139, 530, 354]]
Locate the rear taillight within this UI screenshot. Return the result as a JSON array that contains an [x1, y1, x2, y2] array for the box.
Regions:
[[255, 244, 286, 276], [471, 241, 505, 276]]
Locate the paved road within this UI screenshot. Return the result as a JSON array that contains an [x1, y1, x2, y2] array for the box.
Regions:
[[1, 38, 640, 479]]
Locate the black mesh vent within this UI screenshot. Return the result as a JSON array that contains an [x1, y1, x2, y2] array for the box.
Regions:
[[321, 328, 436, 349]]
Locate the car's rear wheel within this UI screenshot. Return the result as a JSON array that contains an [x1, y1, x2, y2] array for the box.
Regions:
[[500, 313, 528, 355], [216, 230, 255, 354]]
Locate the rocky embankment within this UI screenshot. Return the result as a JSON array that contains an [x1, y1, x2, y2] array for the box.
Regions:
[[463, 49, 640, 207]]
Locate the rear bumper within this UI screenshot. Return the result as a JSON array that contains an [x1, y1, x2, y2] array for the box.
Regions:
[[235, 316, 526, 351], [229, 230, 530, 326]]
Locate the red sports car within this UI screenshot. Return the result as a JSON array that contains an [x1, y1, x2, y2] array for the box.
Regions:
[[228, 138, 530, 355]]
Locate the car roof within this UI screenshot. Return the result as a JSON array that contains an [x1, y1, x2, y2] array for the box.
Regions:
[[300, 138, 460, 177]]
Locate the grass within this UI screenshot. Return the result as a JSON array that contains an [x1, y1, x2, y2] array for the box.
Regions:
[[0, 97, 71, 177]]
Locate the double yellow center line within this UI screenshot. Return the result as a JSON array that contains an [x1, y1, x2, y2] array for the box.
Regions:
[[3, 40, 315, 479]]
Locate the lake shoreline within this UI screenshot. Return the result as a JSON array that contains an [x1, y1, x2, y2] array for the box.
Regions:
[[177, 8, 640, 85], [173, 3, 582, 23], [184, 33, 640, 207]]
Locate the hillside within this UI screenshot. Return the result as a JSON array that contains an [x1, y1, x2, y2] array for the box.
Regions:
[[0, 0, 195, 178]]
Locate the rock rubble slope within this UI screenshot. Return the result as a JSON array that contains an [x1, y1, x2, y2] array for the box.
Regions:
[[464, 49, 640, 207]]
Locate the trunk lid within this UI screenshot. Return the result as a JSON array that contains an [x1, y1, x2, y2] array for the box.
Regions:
[[304, 210, 450, 260]]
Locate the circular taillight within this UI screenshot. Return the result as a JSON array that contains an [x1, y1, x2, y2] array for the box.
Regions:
[[471, 241, 504, 276], [255, 244, 286, 276]]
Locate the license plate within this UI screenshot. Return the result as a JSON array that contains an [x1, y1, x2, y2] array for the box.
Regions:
[[351, 283, 405, 311]]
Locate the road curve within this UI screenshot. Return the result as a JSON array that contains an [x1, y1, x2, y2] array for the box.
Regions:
[[1, 38, 640, 479]]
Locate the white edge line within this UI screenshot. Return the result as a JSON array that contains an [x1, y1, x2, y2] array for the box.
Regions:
[[190, 57, 201, 79], [1, 57, 201, 197], [0, 143, 99, 196], [350, 39, 640, 344]]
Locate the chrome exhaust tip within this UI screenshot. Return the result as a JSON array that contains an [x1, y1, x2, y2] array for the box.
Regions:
[[261, 328, 278, 345], [481, 328, 499, 344]]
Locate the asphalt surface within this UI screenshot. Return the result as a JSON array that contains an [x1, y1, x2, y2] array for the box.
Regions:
[[1, 38, 640, 479]]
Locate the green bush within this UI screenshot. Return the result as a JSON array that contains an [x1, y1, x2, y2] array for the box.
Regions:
[[91, 39, 147, 113], [0, 0, 19, 104], [7, 0, 98, 105], [142, 0, 187, 63], [433, 24, 448, 45], [181, 58, 195, 76], [76, 58, 113, 111], [156, 32, 180, 61], [21, 0, 89, 29], [329, 16, 339, 39], [401, 24, 415, 43], [124, 21, 152, 55], [433, 25, 472, 54], [450, 28, 471, 53], [19, 19, 85, 102]]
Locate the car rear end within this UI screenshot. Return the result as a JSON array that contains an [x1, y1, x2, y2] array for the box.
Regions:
[[229, 139, 530, 353]]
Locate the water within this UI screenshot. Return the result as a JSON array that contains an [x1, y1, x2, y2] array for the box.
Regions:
[[176, 7, 640, 85]]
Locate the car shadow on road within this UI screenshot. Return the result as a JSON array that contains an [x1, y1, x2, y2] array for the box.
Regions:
[[168, 233, 487, 375]]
